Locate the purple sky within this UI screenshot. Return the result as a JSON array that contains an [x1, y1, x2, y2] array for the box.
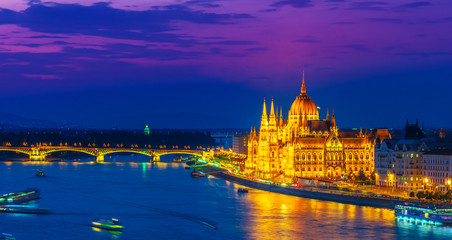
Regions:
[[0, 0, 451, 129]]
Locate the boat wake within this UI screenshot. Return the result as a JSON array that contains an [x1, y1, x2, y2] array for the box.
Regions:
[[41, 177, 218, 229]]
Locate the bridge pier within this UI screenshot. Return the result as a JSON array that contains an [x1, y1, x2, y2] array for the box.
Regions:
[[152, 155, 160, 162], [30, 154, 46, 161], [202, 151, 214, 161], [96, 155, 105, 163]]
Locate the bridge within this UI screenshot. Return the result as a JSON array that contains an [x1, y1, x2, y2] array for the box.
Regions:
[[0, 146, 215, 162]]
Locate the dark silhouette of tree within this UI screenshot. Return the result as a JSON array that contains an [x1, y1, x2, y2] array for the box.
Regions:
[[358, 169, 367, 182], [416, 191, 425, 199]]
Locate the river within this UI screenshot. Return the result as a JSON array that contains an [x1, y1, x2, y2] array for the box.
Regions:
[[0, 154, 451, 239]]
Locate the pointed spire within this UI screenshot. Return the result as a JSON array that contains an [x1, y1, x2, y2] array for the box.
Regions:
[[301, 69, 306, 94], [326, 108, 330, 121], [268, 98, 277, 128], [261, 99, 268, 128], [279, 107, 283, 126], [262, 99, 267, 117], [270, 98, 275, 117], [331, 108, 336, 126]]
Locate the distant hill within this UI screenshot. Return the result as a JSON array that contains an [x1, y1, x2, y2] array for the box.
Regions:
[[0, 112, 83, 131]]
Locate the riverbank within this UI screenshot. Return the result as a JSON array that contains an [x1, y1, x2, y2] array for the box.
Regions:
[[198, 166, 398, 209]]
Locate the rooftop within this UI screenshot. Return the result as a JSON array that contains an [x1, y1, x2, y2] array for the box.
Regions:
[[424, 149, 452, 155]]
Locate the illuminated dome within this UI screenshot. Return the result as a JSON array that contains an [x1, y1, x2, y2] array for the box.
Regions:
[[289, 93, 317, 116], [289, 73, 319, 118]]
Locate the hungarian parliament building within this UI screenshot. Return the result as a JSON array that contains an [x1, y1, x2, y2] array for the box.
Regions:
[[244, 73, 377, 182]]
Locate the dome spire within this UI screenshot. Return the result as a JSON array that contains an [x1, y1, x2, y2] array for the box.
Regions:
[[301, 69, 306, 94]]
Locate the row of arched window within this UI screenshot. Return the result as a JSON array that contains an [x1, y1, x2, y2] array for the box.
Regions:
[[293, 151, 372, 161]]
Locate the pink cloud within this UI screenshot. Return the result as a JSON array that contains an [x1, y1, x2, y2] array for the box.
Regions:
[[24, 74, 60, 79]]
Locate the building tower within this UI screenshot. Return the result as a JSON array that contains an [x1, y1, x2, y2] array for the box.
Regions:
[[144, 125, 150, 135]]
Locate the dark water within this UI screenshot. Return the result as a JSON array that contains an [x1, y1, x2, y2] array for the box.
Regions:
[[1, 155, 451, 240]]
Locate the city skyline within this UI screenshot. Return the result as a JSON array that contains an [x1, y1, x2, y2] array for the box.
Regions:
[[0, 0, 451, 129]]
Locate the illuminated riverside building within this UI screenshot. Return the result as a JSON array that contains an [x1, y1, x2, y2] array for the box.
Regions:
[[423, 150, 452, 192], [232, 133, 249, 155], [245, 73, 374, 182], [375, 139, 425, 191], [375, 121, 452, 191]]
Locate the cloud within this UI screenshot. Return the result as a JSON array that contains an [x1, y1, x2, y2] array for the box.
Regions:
[[24, 35, 65, 39], [0, 2, 253, 43], [398, 1, 431, 9], [346, 1, 388, 11], [331, 21, 355, 24], [396, 51, 452, 58], [24, 74, 59, 79], [368, 18, 404, 24], [245, 47, 268, 53], [342, 44, 371, 52], [184, 0, 222, 8], [294, 39, 320, 43], [201, 40, 257, 45], [271, 0, 313, 8], [260, 8, 278, 13], [294, 36, 321, 43]]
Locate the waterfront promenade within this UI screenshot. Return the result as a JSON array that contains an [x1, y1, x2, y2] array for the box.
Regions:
[[197, 165, 405, 209]]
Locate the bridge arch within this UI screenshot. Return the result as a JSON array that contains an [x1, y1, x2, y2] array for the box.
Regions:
[[43, 148, 98, 157], [153, 151, 203, 158], [101, 150, 154, 158], [0, 148, 32, 156]]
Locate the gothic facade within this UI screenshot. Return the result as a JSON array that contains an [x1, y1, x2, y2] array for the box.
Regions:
[[245, 74, 374, 182]]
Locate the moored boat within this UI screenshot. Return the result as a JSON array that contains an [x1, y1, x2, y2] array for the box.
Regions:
[[0, 189, 40, 205], [91, 218, 123, 231], [191, 169, 205, 178], [186, 160, 197, 166], [395, 203, 452, 225], [173, 156, 185, 162], [0, 233, 15, 240], [36, 170, 45, 177], [0, 205, 50, 214]]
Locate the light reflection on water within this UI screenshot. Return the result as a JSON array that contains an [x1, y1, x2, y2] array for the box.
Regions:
[[243, 191, 397, 239], [0, 156, 451, 240]]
